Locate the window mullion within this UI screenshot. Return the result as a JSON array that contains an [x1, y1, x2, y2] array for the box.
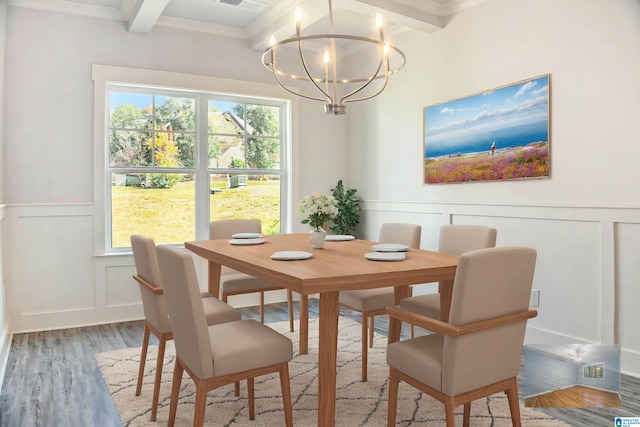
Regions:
[[195, 96, 210, 240]]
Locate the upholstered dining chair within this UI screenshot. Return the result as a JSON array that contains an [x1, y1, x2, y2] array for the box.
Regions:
[[400, 224, 497, 336], [130, 235, 241, 421], [156, 244, 294, 427], [210, 219, 295, 332], [386, 246, 538, 427], [339, 223, 421, 381]]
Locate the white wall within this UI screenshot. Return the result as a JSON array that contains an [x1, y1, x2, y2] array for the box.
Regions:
[[1, 7, 348, 333], [0, 0, 9, 391], [349, 0, 640, 376]]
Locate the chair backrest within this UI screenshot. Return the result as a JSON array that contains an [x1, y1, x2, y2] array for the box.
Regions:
[[379, 223, 422, 248], [210, 219, 262, 276], [156, 245, 214, 379], [441, 246, 537, 396], [210, 219, 261, 239], [130, 235, 170, 333], [438, 224, 497, 255]]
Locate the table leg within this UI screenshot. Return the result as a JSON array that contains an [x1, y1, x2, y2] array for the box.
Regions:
[[318, 291, 339, 427], [299, 294, 309, 355], [388, 285, 411, 345], [439, 279, 454, 321], [208, 262, 221, 299]]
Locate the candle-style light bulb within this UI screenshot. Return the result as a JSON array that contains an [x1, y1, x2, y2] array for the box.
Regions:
[[294, 7, 302, 35], [375, 13, 384, 40], [269, 34, 276, 46], [375, 13, 383, 28], [383, 42, 390, 56], [323, 50, 331, 97]]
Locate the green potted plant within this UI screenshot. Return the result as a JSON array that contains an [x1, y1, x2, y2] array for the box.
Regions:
[[330, 180, 360, 236]]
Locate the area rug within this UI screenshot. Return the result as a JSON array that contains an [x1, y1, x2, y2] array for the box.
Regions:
[[96, 317, 569, 426]]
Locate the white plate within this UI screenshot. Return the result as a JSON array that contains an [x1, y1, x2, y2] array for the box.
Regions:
[[325, 235, 355, 241], [228, 238, 265, 245], [231, 232, 263, 239], [370, 243, 409, 252], [365, 251, 406, 261], [270, 251, 314, 260]]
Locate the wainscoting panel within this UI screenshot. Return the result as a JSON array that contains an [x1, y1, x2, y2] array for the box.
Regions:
[[17, 213, 95, 315], [105, 264, 139, 308], [616, 222, 640, 373]]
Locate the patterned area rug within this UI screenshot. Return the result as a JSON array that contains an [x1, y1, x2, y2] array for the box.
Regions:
[[96, 317, 569, 426]]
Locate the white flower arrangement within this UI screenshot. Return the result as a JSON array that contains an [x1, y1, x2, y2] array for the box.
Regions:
[[300, 192, 338, 231]]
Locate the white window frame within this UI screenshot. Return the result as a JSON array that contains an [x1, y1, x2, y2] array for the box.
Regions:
[[92, 65, 295, 254]]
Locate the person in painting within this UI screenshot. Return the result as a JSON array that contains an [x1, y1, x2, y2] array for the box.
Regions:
[[491, 141, 496, 156]]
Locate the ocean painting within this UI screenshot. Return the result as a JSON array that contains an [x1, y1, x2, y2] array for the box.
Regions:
[[424, 75, 550, 184]]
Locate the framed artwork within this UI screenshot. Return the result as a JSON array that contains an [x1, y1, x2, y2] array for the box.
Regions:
[[423, 74, 551, 184]]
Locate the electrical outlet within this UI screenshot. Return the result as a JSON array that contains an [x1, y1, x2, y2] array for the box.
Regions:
[[530, 289, 540, 308]]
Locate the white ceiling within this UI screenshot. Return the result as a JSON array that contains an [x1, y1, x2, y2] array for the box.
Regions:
[[527, 343, 620, 365], [9, 0, 485, 50]]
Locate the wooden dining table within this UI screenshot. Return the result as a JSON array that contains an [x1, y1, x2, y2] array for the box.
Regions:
[[185, 233, 458, 426]]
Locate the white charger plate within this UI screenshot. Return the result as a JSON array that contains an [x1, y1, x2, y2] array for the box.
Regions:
[[370, 243, 409, 252], [228, 238, 265, 245], [364, 251, 406, 261], [231, 232, 263, 239], [325, 235, 355, 242], [271, 251, 314, 260]]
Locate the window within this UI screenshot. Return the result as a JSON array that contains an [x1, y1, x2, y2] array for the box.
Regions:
[[583, 362, 604, 379], [104, 84, 289, 250]]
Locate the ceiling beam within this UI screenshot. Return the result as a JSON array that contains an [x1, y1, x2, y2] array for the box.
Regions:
[[345, 0, 444, 33], [127, 0, 170, 33]]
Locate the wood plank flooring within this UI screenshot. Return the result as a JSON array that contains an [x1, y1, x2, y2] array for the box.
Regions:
[[1, 299, 639, 426], [525, 384, 621, 408]]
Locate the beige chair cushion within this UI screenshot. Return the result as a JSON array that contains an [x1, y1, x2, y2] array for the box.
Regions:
[[387, 334, 443, 389], [399, 293, 440, 319], [208, 319, 293, 377], [339, 288, 396, 312], [221, 273, 280, 294], [202, 297, 241, 325]]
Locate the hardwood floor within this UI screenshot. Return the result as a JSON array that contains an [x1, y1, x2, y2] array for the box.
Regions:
[[1, 299, 639, 426], [525, 384, 621, 408]]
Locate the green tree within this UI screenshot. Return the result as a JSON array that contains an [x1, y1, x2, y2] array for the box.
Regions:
[[330, 180, 360, 236], [155, 97, 196, 168], [109, 104, 150, 167], [232, 104, 280, 169]]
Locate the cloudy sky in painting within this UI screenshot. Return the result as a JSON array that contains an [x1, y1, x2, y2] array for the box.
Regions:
[[424, 75, 549, 140]]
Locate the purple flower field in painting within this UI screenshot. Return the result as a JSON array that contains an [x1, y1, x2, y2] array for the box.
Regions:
[[424, 142, 549, 184]]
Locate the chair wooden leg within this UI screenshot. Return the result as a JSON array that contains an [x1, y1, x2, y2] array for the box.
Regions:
[[368, 316, 375, 348], [168, 360, 184, 427], [234, 381, 240, 396], [193, 380, 208, 427], [443, 396, 456, 427], [361, 312, 368, 382], [387, 368, 399, 427], [410, 324, 415, 339], [463, 402, 471, 427], [279, 363, 293, 427], [259, 291, 265, 324], [150, 333, 169, 421], [248, 377, 255, 420], [135, 324, 151, 396], [506, 377, 522, 427]]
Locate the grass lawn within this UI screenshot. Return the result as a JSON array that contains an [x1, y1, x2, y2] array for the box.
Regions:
[[111, 179, 280, 248]]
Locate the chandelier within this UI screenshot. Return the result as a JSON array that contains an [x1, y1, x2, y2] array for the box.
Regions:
[[261, 0, 406, 115]]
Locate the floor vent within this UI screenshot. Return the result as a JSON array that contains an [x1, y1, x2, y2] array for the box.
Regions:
[[217, 0, 267, 12]]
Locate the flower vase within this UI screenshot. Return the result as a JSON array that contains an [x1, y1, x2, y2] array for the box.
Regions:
[[310, 227, 326, 249]]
